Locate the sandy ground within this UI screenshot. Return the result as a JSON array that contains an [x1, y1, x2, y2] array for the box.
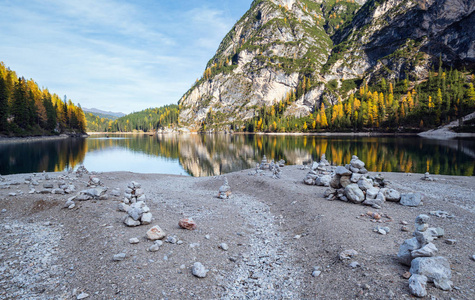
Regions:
[[0, 166, 474, 299]]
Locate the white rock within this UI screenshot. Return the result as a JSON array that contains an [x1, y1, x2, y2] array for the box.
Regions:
[[357, 177, 373, 191], [146, 225, 166, 240], [344, 184, 365, 203], [411, 242, 438, 258], [129, 238, 140, 244], [409, 274, 428, 298], [384, 188, 401, 201], [141, 212, 153, 225], [149, 244, 160, 252], [117, 203, 130, 212], [77, 292, 90, 299], [400, 193, 422, 207], [410, 256, 452, 291], [192, 262, 208, 278], [219, 243, 229, 251], [123, 216, 141, 227], [113, 253, 126, 261]]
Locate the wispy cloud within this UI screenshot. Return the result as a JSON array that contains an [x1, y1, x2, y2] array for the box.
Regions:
[[0, 0, 250, 114]]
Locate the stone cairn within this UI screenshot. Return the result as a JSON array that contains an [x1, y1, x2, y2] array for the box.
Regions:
[[421, 172, 435, 181], [119, 181, 153, 227], [218, 177, 232, 199], [249, 155, 285, 178], [397, 214, 451, 297], [304, 155, 403, 209]]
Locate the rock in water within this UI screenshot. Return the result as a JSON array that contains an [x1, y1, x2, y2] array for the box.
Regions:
[[410, 256, 452, 291], [146, 225, 166, 240], [179, 218, 197, 230], [408, 274, 428, 298]]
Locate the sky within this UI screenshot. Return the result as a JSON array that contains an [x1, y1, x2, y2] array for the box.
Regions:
[[0, 0, 251, 114]]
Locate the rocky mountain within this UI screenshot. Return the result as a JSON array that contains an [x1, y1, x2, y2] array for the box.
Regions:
[[83, 107, 125, 120], [178, 0, 475, 129]]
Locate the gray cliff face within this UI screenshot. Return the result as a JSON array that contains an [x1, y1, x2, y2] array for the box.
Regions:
[[327, 0, 475, 82], [178, 0, 474, 128]]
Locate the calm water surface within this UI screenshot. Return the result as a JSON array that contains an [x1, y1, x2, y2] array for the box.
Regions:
[[1, 134, 474, 176]]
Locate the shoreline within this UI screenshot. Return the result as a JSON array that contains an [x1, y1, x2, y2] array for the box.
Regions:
[[0, 133, 88, 144], [0, 166, 473, 299]]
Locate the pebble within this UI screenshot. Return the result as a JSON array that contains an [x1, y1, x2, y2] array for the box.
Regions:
[[191, 262, 208, 278], [339, 249, 358, 260], [113, 253, 126, 261], [349, 261, 360, 268], [472, 255, 475, 261], [205, 234, 211, 240], [146, 225, 166, 240], [179, 218, 197, 230], [445, 239, 457, 245], [129, 238, 140, 244], [77, 292, 89, 299], [219, 243, 229, 251], [149, 244, 160, 252], [1, 209, 6, 213]]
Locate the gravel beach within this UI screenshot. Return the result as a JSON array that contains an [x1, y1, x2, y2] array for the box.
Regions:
[[0, 166, 474, 299]]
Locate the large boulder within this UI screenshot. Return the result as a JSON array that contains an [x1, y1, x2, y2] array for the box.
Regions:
[[400, 193, 422, 207], [383, 188, 401, 202], [339, 175, 351, 188], [410, 256, 452, 291], [344, 184, 365, 203]]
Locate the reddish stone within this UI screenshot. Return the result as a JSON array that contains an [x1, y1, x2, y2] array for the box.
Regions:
[[179, 218, 197, 230]]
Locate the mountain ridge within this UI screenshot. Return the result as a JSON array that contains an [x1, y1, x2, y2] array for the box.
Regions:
[[177, 0, 475, 130]]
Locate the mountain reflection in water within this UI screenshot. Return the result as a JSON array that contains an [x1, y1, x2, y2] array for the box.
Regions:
[[1, 134, 474, 176]]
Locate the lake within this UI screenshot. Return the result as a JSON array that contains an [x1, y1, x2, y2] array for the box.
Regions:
[[1, 134, 474, 176]]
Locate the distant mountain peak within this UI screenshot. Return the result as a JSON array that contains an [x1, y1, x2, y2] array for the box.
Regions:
[[83, 108, 126, 118]]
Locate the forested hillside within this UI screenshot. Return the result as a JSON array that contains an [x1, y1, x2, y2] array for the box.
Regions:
[[85, 105, 179, 132], [0, 62, 86, 136], [233, 69, 475, 132]]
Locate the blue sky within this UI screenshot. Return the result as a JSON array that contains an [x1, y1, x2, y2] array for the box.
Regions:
[[0, 0, 251, 114]]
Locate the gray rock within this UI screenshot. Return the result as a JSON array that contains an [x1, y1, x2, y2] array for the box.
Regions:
[[349, 166, 360, 173], [80, 187, 107, 199], [445, 239, 457, 245], [335, 166, 352, 176], [415, 230, 435, 245], [428, 227, 444, 238], [400, 193, 422, 207], [398, 237, 421, 266], [149, 243, 160, 252], [192, 262, 208, 278], [350, 157, 365, 169], [411, 242, 438, 258], [113, 253, 126, 261], [349, 261, 360, 268], [384, 188, 401, 202], [366, 187, 380, 200], [410, 256, 452, 291], [344, 184, 365, 203], [415, 214, 430, 232], [330, 175, 341, 189], [339, 249, 358, 260], [316, 175, 331, 187], [323, 188, 336, 198], [128, 207, 143, 221], [303, 177, 315, 185], [312, 270, 321, 277], [77, 292, 90, 299], [123, 216, 141, 227], [110, 188, 121, 197], [129, 237, 140, 244], [165, 236, 177, 244], [219, 243, 229, 251], [409, 274, 428, 298], [141, 212, 153, 225], [350, 173, 362, 183], [339, 175, 351, 188], [117, 203, 130, 212], [51, 188, 65, 194], [357, 177, 373, 191], [359, 167, 368, 174], [43, 183, 54, 189]]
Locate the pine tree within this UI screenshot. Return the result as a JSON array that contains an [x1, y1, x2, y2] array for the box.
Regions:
[[0, 76, 8, 132], [12, 78, 29, 128]]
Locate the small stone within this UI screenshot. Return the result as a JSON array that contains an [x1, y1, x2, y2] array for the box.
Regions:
[[117, 203, 130, 212], [335, 166, 352, 176], [219, 243, 229, 251], [398, 237, 421, 266], [77, 292, 90, 299], [113, 253, 126, 261], [384, 188, 401, 202], [179, 218, 197, 230], [123, 216, 141, 227], [401, 225, 410, 232], [409, 274, 428, 298], [339, 249, 358, 260], [1, 209, 6, 213], [349, 261, 360, 268], [410, 256, 452, 291], [129, 238, 140, 244], [445, 239, 456, 245], [411, 242, 438, 258], [149, 244, 160, 252], [192, 262, 208, 278], [344, 184, 365, 203], [147, 225, 166, 240], [312, 270, 321, 277], [402, 271, 411, 279], [205, 234, 210, 240], [165, 236, 177, 244]]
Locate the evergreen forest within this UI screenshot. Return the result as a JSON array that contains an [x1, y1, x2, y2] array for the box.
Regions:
[[0, 62, 86, 136]]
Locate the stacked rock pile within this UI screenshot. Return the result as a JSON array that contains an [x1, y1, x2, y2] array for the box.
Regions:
[[218, 177, 232, 199], [119, 181, 153, 227], [87, 175, 102, 187], [75, 165, 89, 177], [397, 214, 451, 297], [249, 156, 284, 178], [421, 172, 435, 181]]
